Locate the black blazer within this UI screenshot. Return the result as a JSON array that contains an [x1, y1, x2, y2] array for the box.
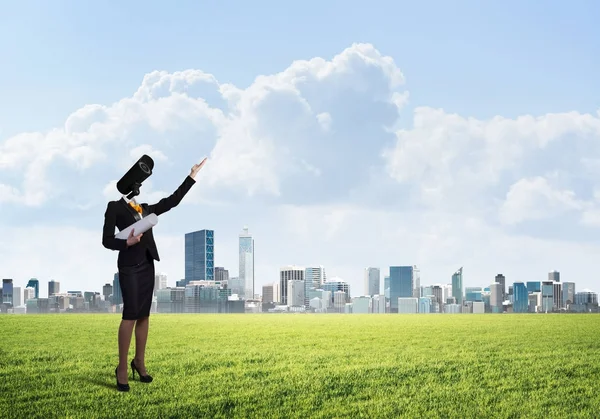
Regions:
[[102, 175, 196, 268]]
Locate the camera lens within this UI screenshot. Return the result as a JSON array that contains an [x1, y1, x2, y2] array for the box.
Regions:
[[139, 162, 150, 174]]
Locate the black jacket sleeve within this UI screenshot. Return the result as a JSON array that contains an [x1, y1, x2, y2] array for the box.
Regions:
[[102, 201, 128, 251], [142, 175, 196, 216]]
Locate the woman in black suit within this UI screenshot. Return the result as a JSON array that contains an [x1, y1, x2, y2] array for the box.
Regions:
[[102, 159, 206, 391]]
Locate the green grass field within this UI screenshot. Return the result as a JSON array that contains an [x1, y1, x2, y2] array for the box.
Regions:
[[1, 314, 599, 418]]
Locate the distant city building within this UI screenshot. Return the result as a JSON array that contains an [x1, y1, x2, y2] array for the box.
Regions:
[[26, 279, 39, 299], [154, 273, 167, 296], [239, 227, 254, 299], [2, 279, 13, 307], [364, 267, 380, 297], [48, 280, 60, 297], [513, 282, 528, 313], [280, 266, 304, 305], [12, 287, 22, 307], [214, 267, 229, 282], [112, 273, 122, 306], [495, 274, 506, 301], [553, 282, 562, 310], [389, 266, 413, 313], [398, 298, 418, 314], [413, 267, 421, 299], [352, 296, 372, 313], [541, 281, 554, 312], [490, 283, 503, 313], [185, 229, 214, 285], [562, 282, 576, 306], [305, 266, 326, 307], [549, 270, 560, 283], [526, 281, 541, 293], [102, 283, 113, 301], [452, 267, 463, 305], [322, 277, 350, 307]]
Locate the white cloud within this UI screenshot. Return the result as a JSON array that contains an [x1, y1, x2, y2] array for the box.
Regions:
[[2, 42, 600, 296], [499, 177, 583, 225]]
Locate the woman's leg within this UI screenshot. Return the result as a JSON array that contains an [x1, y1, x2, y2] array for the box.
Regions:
[[117, 319, 135, 383], [134, 316, 149, 374]]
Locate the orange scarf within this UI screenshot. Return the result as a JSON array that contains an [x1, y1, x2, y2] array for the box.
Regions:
[[129, 202, 143, 214]]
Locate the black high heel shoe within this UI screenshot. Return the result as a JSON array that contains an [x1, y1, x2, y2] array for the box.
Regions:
[[131, 359, 153, 383], [115, 367, 130, 392]]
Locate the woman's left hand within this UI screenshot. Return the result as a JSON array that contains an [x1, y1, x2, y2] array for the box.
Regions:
[[190, 157, 207, 179]]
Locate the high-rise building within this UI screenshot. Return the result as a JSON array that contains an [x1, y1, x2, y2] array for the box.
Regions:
[[12, 287, 22, 307], [384, 276, 390, 299], [280, 266, 304, 305], [113, 273, 122, 306], [495, 274, 506, 301], [305, 266, 326, 307], [513, 282, 528, 313], [48, 280, 60, 297], [413, 267, 421, 299], [239, 227, 254, 299], [364, 267, 380, 296], [541, 281, 554, 312], [154, 273, 167, 296], [24, 287, 35, 302], [549, 270, 560, 282], [452, 267, 463, 305], [562, 282, 576, 307], [490, 283, 503, 313], [215, 267, 229, 282], [2, 279, 13, 306], [288, 280, 305, 307], [389, 266, 413, 313], [102, 283, 113, 301], [526, 281, 541, 293], [185, 229, 214, 284], [553, 282, 562, 310], [26, 278, 39, 299], [262, 284, 275, 304]]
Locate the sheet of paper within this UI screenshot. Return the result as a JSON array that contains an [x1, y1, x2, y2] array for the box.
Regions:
[[115, 213, 158, 239]]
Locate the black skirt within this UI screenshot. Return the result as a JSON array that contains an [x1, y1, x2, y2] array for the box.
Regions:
[[118, 252, 155, 320]]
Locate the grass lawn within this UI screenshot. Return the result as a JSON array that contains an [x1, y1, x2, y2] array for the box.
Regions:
[[0, 313, 598, 418]]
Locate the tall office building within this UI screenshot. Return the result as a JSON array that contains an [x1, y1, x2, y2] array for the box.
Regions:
[[549, 270, 560, 282], [495, 274, 506, 301], [305, 266, 326, 307], [48, 280, 60, 297], [364, 267, 380, 296], [112, 273, 122, 306], [262, 284, 275, 304], [526, 281, 541, 293], [541, 281, 554, 312], [389, 266, 413, 313], [513, 282, 528, 313], [215, 267, 229, 282], [452, 267, 463, 305], [490, 283, 503, 313], [12, 287, 22, 307], [562, 282, 576, 306], [154, 273, 167, 296], [288, 280, 305, 307], [413, 267, 421, 299], [185, 230, 214, 284], [2, 279, 13, 306], [384, 276, 390, 299], [280, 266, 304, 305], [239, 227, 254, 299], [553, 282, 562, 310], [102, 283, 113, 301], [26, 278, 39, 299]]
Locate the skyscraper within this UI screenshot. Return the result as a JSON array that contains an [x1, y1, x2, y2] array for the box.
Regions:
[[452, 267, 463, 305], [513, 282, 528, 313], [185, 230, 214, 284], [305, 266, 326, 307], [113, 273, 122, 306], [549, 270, 560, 282], [413, 267, 421, 299], [154, 273, 167, 296], [280, 266, 304, 305], [562, 282, 576, 306], [2, 279, 13, 306], [364, 267, 380, 296], [27, 278, 39, 299], [48, 280, 60, 297], [495, 274, 506, 301], [490, 282, 502, 313], [239, 227, 255, 299], [389, 266, 413, 313]]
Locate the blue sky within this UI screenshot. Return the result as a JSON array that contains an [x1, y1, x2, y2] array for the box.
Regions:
[[1, 1, 600, 298]]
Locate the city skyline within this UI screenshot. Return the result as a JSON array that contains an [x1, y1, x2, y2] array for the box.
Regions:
[[2, 3, 600, 298]]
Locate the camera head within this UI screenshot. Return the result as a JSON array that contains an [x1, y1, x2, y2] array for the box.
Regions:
[[116, 154, 155, 199]]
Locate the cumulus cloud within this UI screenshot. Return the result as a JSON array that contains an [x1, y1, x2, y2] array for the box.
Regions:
[[2, 42, 600, 294]]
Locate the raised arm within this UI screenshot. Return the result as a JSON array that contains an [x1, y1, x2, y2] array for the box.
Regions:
[[102, 201, 128, 251], [142, 158, 206, 216]]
